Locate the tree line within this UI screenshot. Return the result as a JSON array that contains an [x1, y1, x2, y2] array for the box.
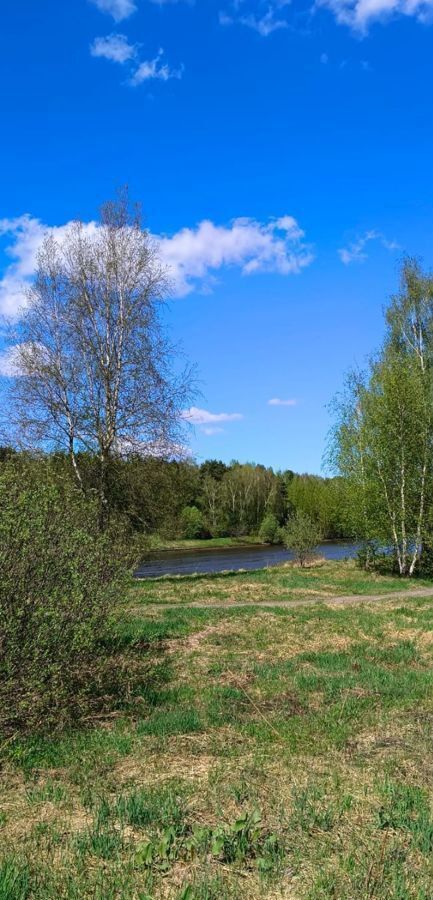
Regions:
[[0, 448, 348, 543]]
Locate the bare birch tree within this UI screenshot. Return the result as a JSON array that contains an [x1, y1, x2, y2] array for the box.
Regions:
[[7, 191, 193, 518]]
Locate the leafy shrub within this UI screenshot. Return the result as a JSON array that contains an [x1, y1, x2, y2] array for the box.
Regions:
[[0, 460, 137, 734], [356, 540, 380, 570], [259, 513, 280, 544], [415, 544, 433, 578], [283, 511, 323, 566], [180, 506, 206, 539]]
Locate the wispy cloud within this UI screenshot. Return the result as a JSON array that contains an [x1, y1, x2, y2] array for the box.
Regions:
[[129, 49, 183, 85], [90, 33, 137, 63], [89, 0, 137, 22], [268, 397, 297, 406], [182, 407, 243, 425], [315, 0, 433, 33], [338, 230, 399, 265], [89, 34, 182, 86], [0, 212, 312, 317], [220, 7, 289, 36], [201, 426, 225, 436], [182, 407, 243, 437]]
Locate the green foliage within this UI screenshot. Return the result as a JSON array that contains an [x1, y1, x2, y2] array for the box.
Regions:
[[180, 505, 207, 539], [134, 807, 283, 878], [0, 460, 136, 734], [199, 459, 228, 482], [283, 511, 323, 566], [258, 513, 280, 544], [286, 474, 346, 538], [1, 449, 350, 544], [330, 259, 433, 576], [355, 540, 381, 571]]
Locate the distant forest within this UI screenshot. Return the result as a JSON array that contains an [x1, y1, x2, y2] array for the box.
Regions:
[[0, 448, 348, 543]]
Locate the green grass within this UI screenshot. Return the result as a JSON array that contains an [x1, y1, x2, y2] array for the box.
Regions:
[[114, 781, 191, 833], [3, 561, 433, 898], [130, 557, 433, 605], [146, 535, 262, 551]]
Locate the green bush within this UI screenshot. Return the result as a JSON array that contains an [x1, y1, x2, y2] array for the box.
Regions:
[[283, 511, 323, 567], [0, 461, 137, 735], [180, 506, 206, 540], [258, 513, 280, 544]]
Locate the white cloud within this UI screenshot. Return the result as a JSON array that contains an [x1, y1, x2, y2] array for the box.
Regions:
[[0, 212, 312, 317], [0, 216, 98, 318], [89, 36, 181, 86], [158, 215, 313, 296], [89, 0, 137, 22], [268, 397, 297, 406], [320, 51, 329, 63], [182, 407, 243, 425], [129, 49, 183, 85], [219, 4, 290, 36], [316, 0, 433, 32], [274, 215, 304, 237], [90, 33, 137, 63], [338, 229, 399, 264], [201, 426, 225, 436]]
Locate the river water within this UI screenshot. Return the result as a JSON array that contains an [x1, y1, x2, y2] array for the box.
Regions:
[[135, 541, 358, 578]]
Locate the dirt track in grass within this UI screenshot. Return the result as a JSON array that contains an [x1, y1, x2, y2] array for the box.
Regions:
[[135, 585, 433, 611]]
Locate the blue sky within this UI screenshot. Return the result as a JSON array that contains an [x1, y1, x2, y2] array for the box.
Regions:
[[0, 0, 432, 472]]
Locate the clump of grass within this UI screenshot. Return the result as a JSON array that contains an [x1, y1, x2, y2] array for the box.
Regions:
[[177, 876, 238, 900], [26, 779, 67, 806], [75, 822, 124, 861], [377, 780, 433, 852], [136, 706, 204, 737], [115, 780, 191, 834], [0, 858, 30, 900]]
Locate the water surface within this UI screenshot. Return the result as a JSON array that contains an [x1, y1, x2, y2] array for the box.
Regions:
[[135, 541, 357, 578]]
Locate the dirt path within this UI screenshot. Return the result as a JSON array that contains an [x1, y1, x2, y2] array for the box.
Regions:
[[136, 586, 433, 613]]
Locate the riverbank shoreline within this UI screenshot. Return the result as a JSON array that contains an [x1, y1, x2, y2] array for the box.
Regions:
[[147, 537, 264, 554], [146, 535, 353, 554]]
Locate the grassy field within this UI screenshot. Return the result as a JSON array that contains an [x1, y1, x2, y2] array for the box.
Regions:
[[3, 561, 433, 898], [131, 558, 433, 605]]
